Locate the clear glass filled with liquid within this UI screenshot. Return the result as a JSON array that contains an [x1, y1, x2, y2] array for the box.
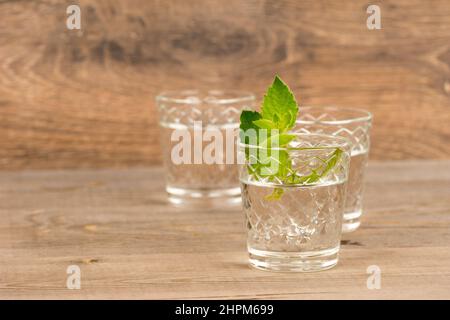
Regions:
[[239, 133, 351, 272], [294, 107, 372, 232], [157, 90, 255, 206]]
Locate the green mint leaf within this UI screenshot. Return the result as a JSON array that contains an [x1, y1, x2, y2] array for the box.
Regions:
[[257, 151, 291, 205], [253, 119, 277, 129], [261, 75, 298, 131], [296, 148, 343, 184], [261, 149, 289, 176], [240, 110, 262, 145], [261, 133, 296, 147], [239, 76, 299, 202], [239, 75, 343, 202], [240, 110, 261, 131], [265, 187, 284, 201]]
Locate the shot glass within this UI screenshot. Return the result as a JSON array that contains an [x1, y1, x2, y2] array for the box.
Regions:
[[294, 107, 372, 232], [239, 133, 351, 272], [156, 90, 255, 206]]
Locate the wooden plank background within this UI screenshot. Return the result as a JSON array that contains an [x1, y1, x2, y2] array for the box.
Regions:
[[1, 0, 450, 170]]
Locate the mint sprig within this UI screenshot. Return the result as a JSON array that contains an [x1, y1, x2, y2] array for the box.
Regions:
[[261, 76, 298, 131], [239, 75, 342, 200], [293, 148, 343, 184]]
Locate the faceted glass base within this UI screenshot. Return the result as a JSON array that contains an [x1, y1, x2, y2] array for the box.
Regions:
[[167, 186, 241, 208], [342, 210, 362, 233], [248, 246, 339, 272]]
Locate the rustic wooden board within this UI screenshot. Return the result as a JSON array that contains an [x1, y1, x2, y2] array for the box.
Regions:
[[0, 161, 449, 299], [1, 1, 450, 169]]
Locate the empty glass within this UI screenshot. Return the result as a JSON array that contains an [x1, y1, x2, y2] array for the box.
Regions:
[[157, 90, 255, 206], [294, 107, 372, 232]]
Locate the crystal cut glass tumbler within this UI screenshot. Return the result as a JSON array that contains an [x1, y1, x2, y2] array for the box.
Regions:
[[157, 90, 255, 206], [294, 107, 372, 233], [239, 133, 351, 272]]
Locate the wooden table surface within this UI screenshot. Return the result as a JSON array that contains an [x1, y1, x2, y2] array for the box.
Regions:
[[1, 161, 449, 299]]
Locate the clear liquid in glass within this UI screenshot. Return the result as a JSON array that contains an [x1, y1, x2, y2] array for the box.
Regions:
[[160, 122, 240, 206], [241, 179, 346, 272], [343, 151, 369, 232]]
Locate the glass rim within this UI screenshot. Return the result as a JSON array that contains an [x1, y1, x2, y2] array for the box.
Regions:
[[239, 133, 351, 151], [296, 106, 372, 125], [156, 89, 255, 105]]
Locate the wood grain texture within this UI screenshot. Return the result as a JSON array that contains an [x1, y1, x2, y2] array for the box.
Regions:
[[1, 0, 450, 169], [0, 161, 449, 299]]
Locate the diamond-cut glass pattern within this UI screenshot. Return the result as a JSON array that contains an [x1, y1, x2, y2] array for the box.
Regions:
[[293, 107, 372, 231], [240, 134, 351, 187], [294, 108, 372, 155], [242, 178, 346, 252], [240, 134, 351, 253], [157, 91, 255, 197]]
